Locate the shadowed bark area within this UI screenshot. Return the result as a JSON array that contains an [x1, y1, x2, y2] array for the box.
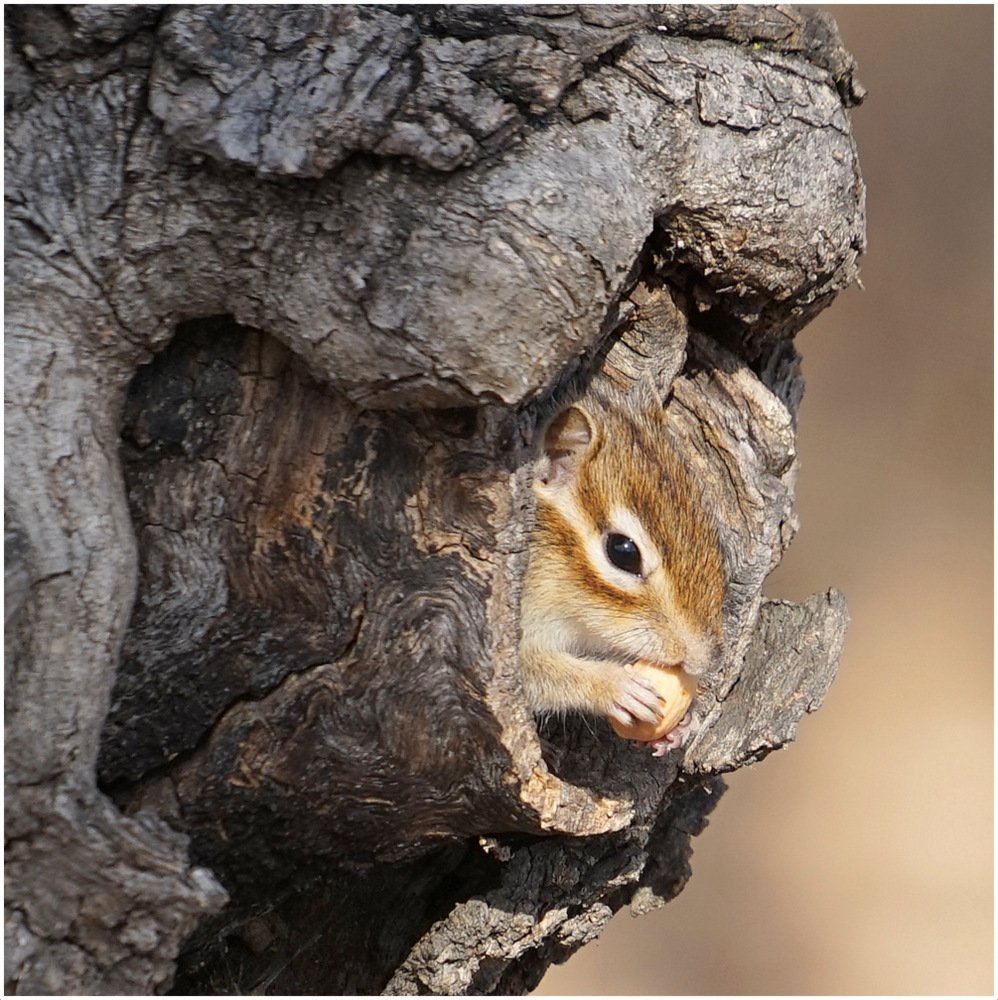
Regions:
[[5, 5, 861, 995]]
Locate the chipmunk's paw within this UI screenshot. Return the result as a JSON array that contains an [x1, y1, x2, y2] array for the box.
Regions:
[[605, 667, 665, 728], [606, 662, 696, 745], [647, 710, 695, 757]]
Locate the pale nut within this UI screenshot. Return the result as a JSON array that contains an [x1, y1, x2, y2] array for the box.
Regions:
[[609, 661, 696, 742]]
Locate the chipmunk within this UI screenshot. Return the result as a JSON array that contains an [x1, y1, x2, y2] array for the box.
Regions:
[[519, 382, 726, 755]]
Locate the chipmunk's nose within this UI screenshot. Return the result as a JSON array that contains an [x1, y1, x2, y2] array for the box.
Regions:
[[672, 630, 721, 678], [657, 633, 687, 666]]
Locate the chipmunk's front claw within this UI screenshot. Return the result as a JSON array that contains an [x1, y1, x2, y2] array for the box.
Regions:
[[647, 710, 694, 756], [607, 669, 665, 727], [607, 662, 696, 743]]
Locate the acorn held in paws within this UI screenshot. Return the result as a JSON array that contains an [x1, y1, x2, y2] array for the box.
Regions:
[[608, 661, 696, 742]]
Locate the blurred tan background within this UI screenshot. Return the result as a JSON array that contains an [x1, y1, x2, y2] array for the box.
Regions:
[[536, 6, 993, 995]]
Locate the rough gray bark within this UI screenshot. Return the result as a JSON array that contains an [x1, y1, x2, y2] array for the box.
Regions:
[[5, 5, 862, 995]]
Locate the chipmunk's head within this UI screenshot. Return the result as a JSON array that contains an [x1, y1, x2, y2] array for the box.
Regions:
[[526, 389, 726, 679]]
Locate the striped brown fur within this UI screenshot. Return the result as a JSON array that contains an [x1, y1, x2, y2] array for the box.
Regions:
[[519, 382, 726, 735]]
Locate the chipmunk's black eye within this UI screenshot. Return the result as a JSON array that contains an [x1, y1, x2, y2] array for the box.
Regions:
[[605, 533, 642, 576]]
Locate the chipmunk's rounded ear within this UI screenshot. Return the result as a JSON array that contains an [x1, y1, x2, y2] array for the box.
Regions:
[[536, 405, 595, 489]]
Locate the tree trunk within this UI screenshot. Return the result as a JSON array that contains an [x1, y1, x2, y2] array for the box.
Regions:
[[5, 5, 862, 995]]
